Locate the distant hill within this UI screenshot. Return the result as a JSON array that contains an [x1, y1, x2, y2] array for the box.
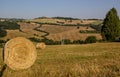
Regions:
[[34, 16, 79, 20], [0, 18, 103, 42], [27, 17, 102, 26]]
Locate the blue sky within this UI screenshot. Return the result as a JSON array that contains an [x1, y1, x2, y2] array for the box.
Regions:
[[0, 0, 120, 19]]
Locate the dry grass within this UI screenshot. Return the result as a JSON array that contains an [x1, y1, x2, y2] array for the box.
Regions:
[[1, 21, 102, 41], [18, 22, 45, 38], [1, 30, 33, 40], [47, 30, 102, 41], [40, 25, 102, 41], [0, 43, 120, 77], [1, 22, 45, 40], [39, 25, 76, 33]]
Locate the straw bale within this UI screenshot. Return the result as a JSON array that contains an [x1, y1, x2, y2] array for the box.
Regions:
[[4, 37, 37, 70], [36, 42, 46, 49]]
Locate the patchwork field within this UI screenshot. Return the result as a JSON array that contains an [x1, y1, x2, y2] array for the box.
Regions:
[[1, 23, 102, 41], [1, 18, 103, 42], [0, 43, 120, 77], [40, 25, 102, 41]]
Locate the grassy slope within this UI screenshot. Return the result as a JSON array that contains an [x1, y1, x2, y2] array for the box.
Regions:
[[1, 22, 45, 40], [1, 19, 103, 41], [2, 23, 102, 41], [0, 43, 120, 77], [1, 30, 33, 40], [28, 19, 103, 41], [40, 25, 102, 41]]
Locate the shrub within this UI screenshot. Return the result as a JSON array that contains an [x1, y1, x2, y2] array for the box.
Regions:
[[85, 36, 97, 43], [0, 40, 6, 48], [0, 21, 20, 30], [72, 40, 85, 44], [62, 39, 71, 44], [29, 37, 41, 42], [79, 30, 100, 33], [0, 40, 6, 43], [0, 28, 7, 37]]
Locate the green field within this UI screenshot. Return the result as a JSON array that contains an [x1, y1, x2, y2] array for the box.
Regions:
[[0, 43, 120, 77]]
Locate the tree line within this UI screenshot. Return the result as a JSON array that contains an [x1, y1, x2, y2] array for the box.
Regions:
[[0, 21, 20, 37], [29, 36, 97, 45]]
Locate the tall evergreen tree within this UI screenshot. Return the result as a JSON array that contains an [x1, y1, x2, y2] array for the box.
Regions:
[[101, 8, 120, 41]]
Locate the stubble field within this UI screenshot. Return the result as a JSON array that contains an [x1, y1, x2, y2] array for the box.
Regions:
[[0, 43, 120, 77]]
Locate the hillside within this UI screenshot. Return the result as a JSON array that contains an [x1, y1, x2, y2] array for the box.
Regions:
[[39, 25, 102, 41], [0, 18, 103, 43], [28, 18, 102, 41], [28, 18, 102, 25], [0, 22, 44, 40]]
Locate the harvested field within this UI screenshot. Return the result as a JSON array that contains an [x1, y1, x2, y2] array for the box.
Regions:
[[1, 20, 102, 41], [0, 43, 120, 77], [38, 25, 102, 41]]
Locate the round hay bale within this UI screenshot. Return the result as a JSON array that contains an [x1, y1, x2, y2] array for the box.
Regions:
[[4, 37, 37, 70], [36, 42, 46, 49]]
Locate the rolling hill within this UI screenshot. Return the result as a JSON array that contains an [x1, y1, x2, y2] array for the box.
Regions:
[[0, 18, 103, 42]]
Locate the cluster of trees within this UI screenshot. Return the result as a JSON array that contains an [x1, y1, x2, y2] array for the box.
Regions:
[[52, 17, 79, 20], [0, 39, 6, 47], [29, 36, 97, 45], [101, 8, 120, 41], [0, 21, 20, 30], [34, 16, 79, 20], [0, 28, 7, 37], [0, 21, 20, 37], [0, 21, 20, 47]]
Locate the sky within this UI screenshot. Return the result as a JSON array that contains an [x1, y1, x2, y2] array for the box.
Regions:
[[0, 0, 120, 19]]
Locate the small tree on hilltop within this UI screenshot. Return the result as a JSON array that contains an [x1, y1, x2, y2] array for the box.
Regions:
[[101, 8, 120, 41]]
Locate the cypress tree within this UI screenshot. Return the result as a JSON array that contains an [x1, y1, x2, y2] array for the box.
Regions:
[[101, 8, 120, 41]]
